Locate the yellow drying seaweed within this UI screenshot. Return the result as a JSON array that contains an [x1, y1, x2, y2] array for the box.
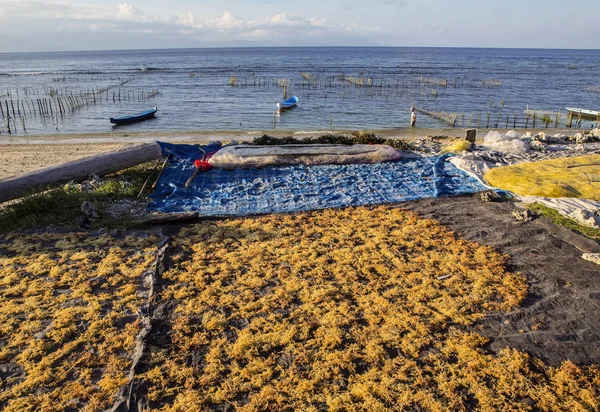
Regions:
[[484, 154, 600, 200], [142, 206, 599, 410], [0, 230, 159, 411]]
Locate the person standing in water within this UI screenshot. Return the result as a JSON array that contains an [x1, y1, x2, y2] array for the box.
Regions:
[[410, 107, 417, 127]]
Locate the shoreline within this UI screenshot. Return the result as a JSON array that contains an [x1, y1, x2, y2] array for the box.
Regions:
[[0, 127, 594, 180], [0, 127, 584, 144]]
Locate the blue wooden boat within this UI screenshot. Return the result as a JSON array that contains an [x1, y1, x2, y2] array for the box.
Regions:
[[110, 107, 158, 124], [277, 96, 298, 110]]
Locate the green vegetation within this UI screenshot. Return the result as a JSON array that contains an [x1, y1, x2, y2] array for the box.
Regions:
[[0, 164, 154, 234], [527, 203, 600, 240]]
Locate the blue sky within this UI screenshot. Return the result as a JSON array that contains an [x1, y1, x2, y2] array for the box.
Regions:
[[0, 0, 598, 52]]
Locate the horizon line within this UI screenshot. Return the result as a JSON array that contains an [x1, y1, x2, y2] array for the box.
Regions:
[[1, 45, 599, 55]]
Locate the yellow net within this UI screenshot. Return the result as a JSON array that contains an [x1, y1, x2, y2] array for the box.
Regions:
[[484, 154, 600, 200], [443, 140, 472, 153]]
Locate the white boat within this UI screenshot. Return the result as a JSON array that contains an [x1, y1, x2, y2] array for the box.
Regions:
[[566, 107, 600, 120]]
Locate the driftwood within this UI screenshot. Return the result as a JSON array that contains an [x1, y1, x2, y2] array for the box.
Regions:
[[0, 142, 162, 204], [151, 153, 171, 189], [137, 157, 163, 198]]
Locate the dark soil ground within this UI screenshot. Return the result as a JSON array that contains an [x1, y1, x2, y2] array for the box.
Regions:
[[401, 194, 600, 366]]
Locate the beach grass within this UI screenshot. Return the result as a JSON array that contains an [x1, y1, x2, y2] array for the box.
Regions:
[[527, 203, 600, 240], [0, 164, 153, 234]]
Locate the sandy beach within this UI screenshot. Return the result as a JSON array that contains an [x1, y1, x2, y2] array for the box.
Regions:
[[0, 142, 132, 179]]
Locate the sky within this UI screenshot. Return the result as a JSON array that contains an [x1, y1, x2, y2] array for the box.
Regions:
[[0, 0, 598, 52]]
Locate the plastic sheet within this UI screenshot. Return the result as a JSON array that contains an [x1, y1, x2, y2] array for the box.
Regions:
[[208, 144, 402, 169], [149, 142, 486, 216], [483, 131, 529, 154]]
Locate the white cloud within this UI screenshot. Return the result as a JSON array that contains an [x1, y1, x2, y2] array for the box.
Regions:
[[209, 11, 247, 31], [178, 13, 197, 28], [117, 3, 144, 20], [0, 1, 383, 50]]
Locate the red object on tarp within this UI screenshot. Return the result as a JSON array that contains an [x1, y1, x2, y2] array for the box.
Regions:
[[193, 152, 215, 172], [194, 159, 213, 172]]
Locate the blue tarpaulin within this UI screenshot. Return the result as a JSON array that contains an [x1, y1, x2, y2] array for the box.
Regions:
[[149, 142, 486, 216]]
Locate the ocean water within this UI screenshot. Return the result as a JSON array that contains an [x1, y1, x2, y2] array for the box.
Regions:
[[0, 47, 598, 136]]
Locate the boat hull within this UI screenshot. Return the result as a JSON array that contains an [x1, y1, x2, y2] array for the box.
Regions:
[[277, 96, 298, 110], [110, 107, 158, 124], [566, 107, 600, 120]]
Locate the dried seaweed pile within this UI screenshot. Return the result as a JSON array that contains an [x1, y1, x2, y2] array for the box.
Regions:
[[252, 132, 416, 151], [141, 207, 599, 410], [0, 231, 159, 411], [1, 208, 598, 410]]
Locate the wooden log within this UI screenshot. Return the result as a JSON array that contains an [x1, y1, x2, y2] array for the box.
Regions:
[[0, 142, 162, 204]]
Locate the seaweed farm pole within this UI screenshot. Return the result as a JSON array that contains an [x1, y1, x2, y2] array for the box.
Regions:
[[513, 112, 516, 128]]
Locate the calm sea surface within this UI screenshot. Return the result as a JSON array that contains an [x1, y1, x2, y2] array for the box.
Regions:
[[0, 47, 598, 136]]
